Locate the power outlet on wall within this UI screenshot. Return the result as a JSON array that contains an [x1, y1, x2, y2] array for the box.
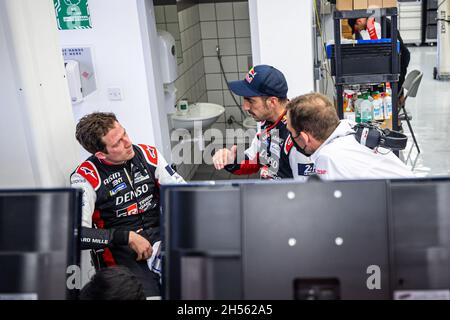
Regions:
[[107, 87, 123, 101]]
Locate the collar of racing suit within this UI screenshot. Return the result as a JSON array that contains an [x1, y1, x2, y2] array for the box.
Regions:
[[257, 110, 287, 137], [98, 145, 149, 179]]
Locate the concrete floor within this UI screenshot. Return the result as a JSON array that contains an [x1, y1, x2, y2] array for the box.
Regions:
[[191, 46, 450, 181], [401, 46, 450, 177]]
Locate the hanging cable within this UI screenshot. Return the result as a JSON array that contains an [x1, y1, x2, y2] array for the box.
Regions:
[[216, 45, 249, 120], [313, 0, 336, 98]]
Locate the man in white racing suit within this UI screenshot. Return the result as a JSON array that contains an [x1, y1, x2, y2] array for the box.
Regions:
[[285, 93, 415, 180]]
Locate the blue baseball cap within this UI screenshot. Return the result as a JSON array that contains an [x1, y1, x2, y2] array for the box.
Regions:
[[228, 65, 288, 98]]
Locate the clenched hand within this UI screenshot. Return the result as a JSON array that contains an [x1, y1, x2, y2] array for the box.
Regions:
[[128, 231, 152, 261], [212, 145, 237, 170]]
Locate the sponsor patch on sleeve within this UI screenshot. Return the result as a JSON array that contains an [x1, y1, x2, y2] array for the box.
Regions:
[[297, 163, 315, 176], [284, 135, 294, 154], [137, 144, 158, 167], [76, 161, 101, 191], [165, 165, 176, 176]]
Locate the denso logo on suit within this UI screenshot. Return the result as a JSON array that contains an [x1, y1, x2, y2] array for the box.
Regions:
[[115, 184, 149, 206]]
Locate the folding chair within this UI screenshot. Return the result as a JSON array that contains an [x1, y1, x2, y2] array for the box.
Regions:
[[398, 70, 423, 153]]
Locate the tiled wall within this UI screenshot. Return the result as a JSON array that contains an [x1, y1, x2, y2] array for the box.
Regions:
[[155, 4, 206, 180], [199, 1, 252, 136], [154, 1, 252, 180]]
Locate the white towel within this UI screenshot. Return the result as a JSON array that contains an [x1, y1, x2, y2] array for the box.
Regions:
[[147, 240, 162, 277]]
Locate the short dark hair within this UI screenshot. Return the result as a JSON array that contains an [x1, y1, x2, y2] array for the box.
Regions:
[[259, 96, 289, 106], [79, 266, 146, 300], [286, 93, 339, 142], [75, 112, 118, 154]]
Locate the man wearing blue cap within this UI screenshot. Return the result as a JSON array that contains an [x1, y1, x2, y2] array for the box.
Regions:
[[212, 65, 313, 180]]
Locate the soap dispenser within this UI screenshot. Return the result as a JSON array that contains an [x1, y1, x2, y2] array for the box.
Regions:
[[177, 100, 189, 115]]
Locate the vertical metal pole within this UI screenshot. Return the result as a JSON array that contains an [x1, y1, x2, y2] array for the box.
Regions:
[[334, 13, 344, 119], [391, 11, 399, 132]]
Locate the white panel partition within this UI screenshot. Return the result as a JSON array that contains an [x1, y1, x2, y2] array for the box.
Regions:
[[0, 0, 80, 188], [249, 0, 315, 98]]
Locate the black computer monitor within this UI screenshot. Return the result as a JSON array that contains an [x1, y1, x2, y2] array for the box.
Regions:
[[390, 178, 450, 299], [163, 178, 450, 300], [162, 182, 243, 300], [0, 188, 81, 300], [163, 179, 391, 300]]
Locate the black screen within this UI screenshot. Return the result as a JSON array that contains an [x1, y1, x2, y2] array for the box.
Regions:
[[164, 178, 450, 300], [0, 189, 81, 300]]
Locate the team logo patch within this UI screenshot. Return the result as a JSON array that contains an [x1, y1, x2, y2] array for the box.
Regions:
[[134, 171, 150, 184], [109, 182, 127, 196], [260, 165, 270, 179], [298, 163, 315, 176], [76, 161, 100, 191], [138, 144, 158, 167], [165, 165, 176, 176], [270, 143, 281, 158], [138, 195, 155, 213], [103, 172, 121, 185], [116, 203, 138, 218], [245, 67, 257, 83], [284, 135, 294, 154]]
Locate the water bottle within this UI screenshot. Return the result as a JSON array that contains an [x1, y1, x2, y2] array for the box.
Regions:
[[360, 93, 373, 123], [384, 83, 392, 119], [354, 92, 363, 123], [372, 91, 384, 120]]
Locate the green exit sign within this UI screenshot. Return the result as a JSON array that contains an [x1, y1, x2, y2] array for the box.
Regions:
[[54, 0, 92, 30]]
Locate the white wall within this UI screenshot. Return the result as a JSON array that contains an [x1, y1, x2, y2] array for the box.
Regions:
[[249, 0, 315, 98], [58, 0, 172, 161], [0, 0, 80, 188]]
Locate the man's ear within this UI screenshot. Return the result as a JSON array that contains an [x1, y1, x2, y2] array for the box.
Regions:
[[95, 151, 107, 160], [300, 131, 310, 144], [267, 96, 277, 108]]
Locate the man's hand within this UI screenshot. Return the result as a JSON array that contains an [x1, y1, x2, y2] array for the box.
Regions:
[[212, 145, 237, 170], [128, 231, 152, 261]]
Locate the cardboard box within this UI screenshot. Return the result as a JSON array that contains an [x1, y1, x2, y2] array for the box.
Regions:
[[342, 20, 354, 39], [336, 0, 353, 11], [368, 0, 383, 8], [353, 0, 368, 10], [383, 0, 397, 8]]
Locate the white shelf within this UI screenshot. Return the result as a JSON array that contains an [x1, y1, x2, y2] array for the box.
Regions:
[[398, 0, 422, 44]]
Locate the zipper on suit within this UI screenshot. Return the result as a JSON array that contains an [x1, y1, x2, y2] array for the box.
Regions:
[[124, 164, 145, 229]]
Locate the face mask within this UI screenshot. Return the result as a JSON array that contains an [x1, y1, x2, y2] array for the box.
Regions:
[[292, 138, 312, 157]]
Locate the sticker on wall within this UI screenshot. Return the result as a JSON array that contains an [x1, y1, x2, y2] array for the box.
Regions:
[[62, 47, 97, 100], [54, 0, 92, 30]]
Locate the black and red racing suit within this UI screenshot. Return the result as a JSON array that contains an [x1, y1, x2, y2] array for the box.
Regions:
[[70, 144, 185, 296], [225, 111, 312, 180]]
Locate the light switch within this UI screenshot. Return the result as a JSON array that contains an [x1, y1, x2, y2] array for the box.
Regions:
[[107, 88, 123, 101]]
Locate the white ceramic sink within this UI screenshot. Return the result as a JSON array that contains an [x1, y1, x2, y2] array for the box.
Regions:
[[171, 102, 225, 130]]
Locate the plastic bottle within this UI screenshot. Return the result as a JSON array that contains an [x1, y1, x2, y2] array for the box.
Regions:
[[177, 99, 189, 115], [383, 83, 393, 119], [354, 92, 363, 123], [372, 91, 384, 120], [360, 92, 373, 123], [343, 90, 355, 122]]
